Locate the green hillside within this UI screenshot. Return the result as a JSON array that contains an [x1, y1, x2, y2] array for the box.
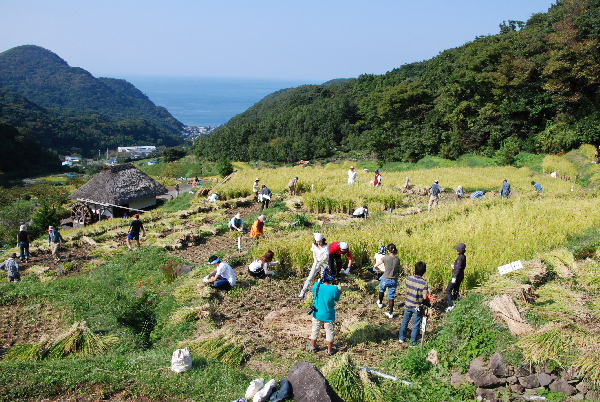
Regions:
[[0, 45, 184, 158], [196, 0, 600, 164]]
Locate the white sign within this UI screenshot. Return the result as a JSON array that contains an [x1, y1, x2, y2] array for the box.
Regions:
[[498, 260, 523, 275]]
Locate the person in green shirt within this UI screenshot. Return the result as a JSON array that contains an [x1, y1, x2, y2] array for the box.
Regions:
[[308, 268, 341, 356]]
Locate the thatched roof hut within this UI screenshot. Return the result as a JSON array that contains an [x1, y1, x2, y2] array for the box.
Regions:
[[70, 164, 167, 219]]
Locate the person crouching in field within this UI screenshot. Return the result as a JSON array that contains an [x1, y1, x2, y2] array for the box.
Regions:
[[126, 214, 145, 251], [248, 250, 279, 279], [287, 176, 298, 196], [204, 255, 236, 291], [373, 244, 401, 319], [0, 252, 20, 282], [250, 215, 266, 239], [228, 213, 244, 232], [308, 268, 341, 356], [328, 241, 352, 277], [399, 261, 432, 345], [446, 242, 466, 312], [299, 233, 329, 298], [352, 205, 368, 219], [368, 245, 386, 279]]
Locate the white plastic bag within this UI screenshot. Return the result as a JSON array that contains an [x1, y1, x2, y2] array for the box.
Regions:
[[253, 379, 276, 402], [245, 378, 264, 399], [170, 347, 192, 373]]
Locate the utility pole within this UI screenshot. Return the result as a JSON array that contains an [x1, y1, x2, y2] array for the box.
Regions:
[[106, 148, 108, 160]]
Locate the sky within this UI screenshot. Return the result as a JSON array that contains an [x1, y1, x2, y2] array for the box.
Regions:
[[1, 0, 555, 82]]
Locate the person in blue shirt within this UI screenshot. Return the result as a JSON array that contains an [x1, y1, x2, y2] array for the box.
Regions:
[[308, 268, 341, 356], [228, 213, 243, 232], [500, 179, 511, 199], [470, 190, 487, 199], [531, 181, 543, 193]]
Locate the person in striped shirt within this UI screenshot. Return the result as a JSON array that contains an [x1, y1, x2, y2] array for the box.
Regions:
[[399, 261, 432, 345]]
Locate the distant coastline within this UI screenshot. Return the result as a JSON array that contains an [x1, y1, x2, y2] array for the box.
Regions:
[[121, 75, 320, 127]]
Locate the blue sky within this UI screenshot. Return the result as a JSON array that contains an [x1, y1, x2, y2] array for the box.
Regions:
[[1, 0, 555, 81]]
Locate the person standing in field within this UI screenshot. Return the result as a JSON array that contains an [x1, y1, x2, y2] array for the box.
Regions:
[[428, 180, 442, 211], [250, 215, 266, 239], [531, 181, 543, 193], [287, 176, 298, 196], [299, 233, 329, 298], [373, 170, 382, 187], [16, 225, 31, 263], [373, 243, 402, 319], [248, 250, 279, 279], [259, 184, 272, 210], [348, 166, 357, 185], [204, 255, 236, 291], [48, 226, 65, 261], [446, 242, 466, 312], [399, 261, 432, 345], [500, 179, 511, 199], [126, 214, 145, 251], [328, 241, 352, 277], [0, 252, 21, 282], [175, 183, 180, 196], [308, 267, 341, 356], [252, 178, 260, 201]]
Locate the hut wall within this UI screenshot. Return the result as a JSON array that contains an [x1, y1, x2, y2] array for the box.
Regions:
[[129, 197, 157, 210]]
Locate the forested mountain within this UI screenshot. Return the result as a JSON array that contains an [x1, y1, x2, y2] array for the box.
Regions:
[[195, 0, 600, 163], [0, 122, 61, 181], [0, 45, 183, 157]]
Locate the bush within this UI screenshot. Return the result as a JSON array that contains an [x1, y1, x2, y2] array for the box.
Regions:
[[217, 158, 234, 178]]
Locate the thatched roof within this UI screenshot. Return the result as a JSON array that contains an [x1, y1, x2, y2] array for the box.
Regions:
[[69, 164, 168, 205]]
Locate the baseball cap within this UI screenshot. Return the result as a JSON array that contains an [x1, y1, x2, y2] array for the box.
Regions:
[[340, 242, 349, 250], [434, 180, 439, 183], [134, 214, 139, 218]]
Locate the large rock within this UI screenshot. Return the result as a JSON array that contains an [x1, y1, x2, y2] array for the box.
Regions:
[[518, 374, 540, 389], [549, 379, 577, 395], [510, 384, 524, 394], [537, 373, 555, 387], [468, 356, 504, 388], [490, 352, 509, 377], [286, 361, 343, 402], [450, 372, 468, 388], [476, 387, 497, 401]]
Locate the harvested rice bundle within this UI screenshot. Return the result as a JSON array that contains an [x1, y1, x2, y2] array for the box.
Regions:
[[359, 370, 384, 402], [169, 303, 212, 325], [340, 316, 378, 344], [46, 321, 118, 359], [517, 323, 574, 366], [186, 330, 246, 368], [540, 249, 576, 278], [321, 353, 363, 402], [3, 340, 48, 362]]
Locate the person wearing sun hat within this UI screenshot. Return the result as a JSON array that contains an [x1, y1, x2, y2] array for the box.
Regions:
[[328, 241, 352, 277], [446, 242, 466, 312], [373, 169, 381, 187], [250, 215, 267, 239], [348, 166, 357, 185], [0, 252, 21, 282], [228, 213, 244, 232], [203, 255, 236, 291], [16, 224, 31, 262], [299, 233, 329, 298]]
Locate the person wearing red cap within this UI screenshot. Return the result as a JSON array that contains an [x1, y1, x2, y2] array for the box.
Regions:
[[126, 214, 145, 251], [445, 242, 466, 312], [328, 241, 352, 277]]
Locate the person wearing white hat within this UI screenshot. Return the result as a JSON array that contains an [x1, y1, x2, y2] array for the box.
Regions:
[[252, 178, 260, 201], [16, 225, 31, 263], [228, 213, 244, 232], [347, 166, 357, 185], [299, 233, 329, 298], [328, 241, 352, 277]]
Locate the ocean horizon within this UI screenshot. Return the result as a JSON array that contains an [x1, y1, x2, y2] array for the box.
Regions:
[[121, 75, 322, 127]]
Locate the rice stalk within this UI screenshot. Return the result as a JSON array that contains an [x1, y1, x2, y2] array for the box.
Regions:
[[169, 304, 212, 324], [572, 343, 600, 383], [3, 340, 48, 362], [517, 323, 573, 366], [321, 353, 363, 402], [359, 370, 385, 402], [45, 321, 118, 359], [186, 330, 245, 368]]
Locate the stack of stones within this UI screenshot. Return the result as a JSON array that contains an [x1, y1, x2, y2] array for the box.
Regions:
[[450, 353, 598, 401]]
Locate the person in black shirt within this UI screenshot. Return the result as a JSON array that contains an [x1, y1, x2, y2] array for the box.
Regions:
[[446, 243, 466, 312], [259, 185, 272, 211], [126, 214, 146, 251], [16, 225, 31, 262]]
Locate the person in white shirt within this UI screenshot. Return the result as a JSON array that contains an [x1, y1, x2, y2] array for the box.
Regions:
[[348, 166, 357, 185], [204, 255, 236, 291], [352, 205, 368, 219], [248, 250, 280, 279], [299, 233, 329, 298]]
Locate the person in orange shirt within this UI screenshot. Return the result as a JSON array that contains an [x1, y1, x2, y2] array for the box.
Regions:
[[250, 215, 266, 239]]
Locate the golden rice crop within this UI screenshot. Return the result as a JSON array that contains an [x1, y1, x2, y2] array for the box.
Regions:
[[321, 353, 363, 402], [573, 344, 600, 383], [517, 323, 573, 366], [542, 155, 578, 180], [186, 330, 245, 367], [580, 144, 597, 161]]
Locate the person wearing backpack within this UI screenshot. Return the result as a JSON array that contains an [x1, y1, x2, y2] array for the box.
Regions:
[[48, 226, 65, 261]]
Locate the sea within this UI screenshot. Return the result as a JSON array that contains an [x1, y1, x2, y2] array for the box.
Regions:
[[121, 75, 321, 128]]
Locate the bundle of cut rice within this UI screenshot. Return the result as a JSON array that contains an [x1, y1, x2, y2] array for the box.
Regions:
[[321, 353, 363, 402]]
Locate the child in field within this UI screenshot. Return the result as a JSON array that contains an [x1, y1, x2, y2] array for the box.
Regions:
[[373, 244, 402, 319], [399, 261, 432, 345], [0, 252, 20, 282]]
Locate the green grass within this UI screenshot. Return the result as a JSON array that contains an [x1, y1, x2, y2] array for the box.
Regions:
[[158, 192, 194, 213]]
